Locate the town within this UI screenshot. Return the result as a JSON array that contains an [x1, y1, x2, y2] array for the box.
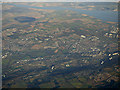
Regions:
[[2, 2, 120, 88]]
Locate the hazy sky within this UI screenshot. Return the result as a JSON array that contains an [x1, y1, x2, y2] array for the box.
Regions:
[[1, 0, 120, 2]]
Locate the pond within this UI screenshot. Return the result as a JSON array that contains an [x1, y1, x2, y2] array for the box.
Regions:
[[14, 16, 36, 23]]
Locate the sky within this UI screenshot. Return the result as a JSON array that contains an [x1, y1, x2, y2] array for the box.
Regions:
[[1, 0, 120, 2]]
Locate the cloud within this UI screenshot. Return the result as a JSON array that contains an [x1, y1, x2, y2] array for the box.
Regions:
[[1, 0, 120, 2]]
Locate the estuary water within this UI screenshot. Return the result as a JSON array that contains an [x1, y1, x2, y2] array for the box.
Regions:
[[7, 3, 118, 22]]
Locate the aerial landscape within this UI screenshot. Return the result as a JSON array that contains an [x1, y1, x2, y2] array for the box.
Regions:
[[2, 2, 120, 88]]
